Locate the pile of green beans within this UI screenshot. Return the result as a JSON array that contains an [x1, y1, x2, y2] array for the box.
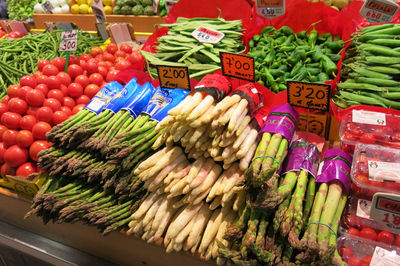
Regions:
[[0, 30, 103, 97], [140, 17, 245, 80], [335, 24, 400, 110], [249, 25, 343, 93]]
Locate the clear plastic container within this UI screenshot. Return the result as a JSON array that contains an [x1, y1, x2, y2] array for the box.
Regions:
[[351, 144, 400, 200], [339, 109, 400, 154], [337, 234, 400, 265]]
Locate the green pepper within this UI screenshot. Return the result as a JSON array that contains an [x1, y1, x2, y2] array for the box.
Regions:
[[292, 67, 308, 81], [264, 68, 279, 92], [317, 33, 332, 43], [278, 64, 288, 72], [270, 69, 285, 76], [324, 40, 344, 52], [318, 72, 329, 82], [308, 28, 318, 48], [275, 36, 287, 45], [295, 49, 307, 60], [270, 62, 280, 69], [321, 55, 338, 77], [310, 75, 319, 82], [258, 79, 265, 86], [287, 53, 301, 65], [312, 46, 324, 62], [282, 35, 294, 46], [296, 30, 307, 40], [327, 53, 342, 62], [306, 67, 320, 75], [278, 26, 294, 36], [253, 35, 261, 42], [249, 40, 254, 48], [306, 62, 321, 68], [290, 61, 303, 76], [280, 45, 296, 52], [261, 26, 275, 35], [278, 84, 287, 91]]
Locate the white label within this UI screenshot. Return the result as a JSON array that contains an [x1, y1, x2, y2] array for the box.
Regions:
[[59, 30, 78, 52], [192, 26, 224, 44], [153, 0, 160, 13], [256, 0, 285, 19], [360, 0, 399, 23], [251, 88, 259, 94], [92, 0, 106, 23], [86, 99, 104, 112], [165, 0, 178, 12], [370, 193, 400, 234], [368, 160, 400, 183], [357, 198, 372, 219], [370, 247, 400, 266], [42, 1, 54, 14], [352, 110, 386, 126]]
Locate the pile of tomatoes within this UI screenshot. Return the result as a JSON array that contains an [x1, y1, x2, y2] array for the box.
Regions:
[[0, 43, 144, 179]]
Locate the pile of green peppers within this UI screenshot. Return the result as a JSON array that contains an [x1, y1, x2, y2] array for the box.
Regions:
[[248, 25, 344, 93]]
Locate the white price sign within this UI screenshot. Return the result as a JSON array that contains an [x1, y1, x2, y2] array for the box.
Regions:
[[370, 247, 400, 266], [92, 0, 106, 22], [59, 30, 78, 52], [192, 26, 224, 44], [256, 0, 285, 19], [360, 0, 399, 23], [370, 193, 400, 234]]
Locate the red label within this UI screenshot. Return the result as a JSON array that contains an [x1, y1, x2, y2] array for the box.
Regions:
[[257, 0, 283, 7], [366, 0, 397, 15], [377, 197, 400, 215], [193, 74, 232, 101], [231, 83, 262, 114], [198, 27, 220, 37]]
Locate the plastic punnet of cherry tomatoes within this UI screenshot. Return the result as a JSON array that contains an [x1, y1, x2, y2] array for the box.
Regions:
[[339, 246, 353, 262], [377, 231, 395, 245], [360, 227, 377, 241]]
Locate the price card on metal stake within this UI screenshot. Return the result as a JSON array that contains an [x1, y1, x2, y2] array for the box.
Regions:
[[59, 30, 78, 52], [165, 0, 179, 11], [256, 0, 285, 19], [41, 1, 54, 14], [156, 65, 190, 90], [298, 113, 329, 139], [220, 52, 255, 82], [287, 81, 331, 112], [370, 193, 400, 234], [192, 26, 224, 44], [360, 0, 399, 23], [92, 0, 107, 22]]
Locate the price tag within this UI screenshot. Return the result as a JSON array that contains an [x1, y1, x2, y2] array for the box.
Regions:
[[370, 193, 400, 234], [256, 0, 285, 19], [220, 52, 255, 82], [59, 30, 78, 52], [92, 0, 106, 23], [165, 0, 178, 11], [287, 81, 331, 112], [370, 247, 400, 266], [42, 1, 54, 14], [360, 0, 399, 23], [192, 26, 225, 44], [156, 65, 190, 90], [298, 113, 329, 139]]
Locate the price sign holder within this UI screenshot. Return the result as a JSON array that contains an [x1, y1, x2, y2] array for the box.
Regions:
[[107, 23, 137, 47], [59, 30, 78, 73], [256, 0, 285, 19], [55, 22, 77, 31], [96, 22, 110, 41], [156, 65, 190, 90], [360, 0, 399, 23], [165, 0, 179, 11], [220, 52, 255, 82], [6, 173, 47, 198], [370, 193, 400, 234], [92, 0, 107, 23]]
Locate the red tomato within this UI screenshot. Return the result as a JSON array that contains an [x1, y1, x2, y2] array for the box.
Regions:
[[16, 130, 34, 148], [1, 163, 16, 178], [360, 227, 377, 241], [1, 112, 21, 129], [62, 97, 76, 109], [8, 98, 28, 115], [69, 55, 79, 65], [20, 115, 37, 131], [33, 71, 43, 79], [79, 60, 88, 72], [32, 122, 51, 140], [106, 43, 118, 54], [339, 246, 353, 262], [347, 257, 362, 266], [47, 89, 64, 103], [51, 57, 66, 71], [60, 84, 68, 96], [42, 64, 59, 76], [127, 50, 144, 65], [359, 133, 376, 144], [17, 86, 32, 100], [35, 84, 49, 96], [7, 85, 20, 98], [36, 74, 49, 86], [20, 75, 37, 88], [43, 98, 61, 112], [361, 256, 372, 266], [26, 106, 39, 117], [98, 66, 108, 78], [68, 83, 83, 98], [120, 44, 132, 54], [47, 76, 61, 90], [86, 61, 98, 74], [84, 84, 100, 99], [67, 64, 84, 79], [348, 227, 360, 237], [60, 106, 72, 116], [115, 59, 132, 71], [2, 130, 17, 147], [0, 142, 6, 163], [0, 125, 6, 141], [89, 73, 104, 86], [76, 95, 90, 105], [90, 46, 103, 57], [37, 59, 50, 72], [0, 103, 7, 117], [114, 50, 127, 58], [16, 162, 36, 178], [106, 69, 119, 82], [1, 96, 9, 105], [53, 111, 68, 125], [102, 52, 115, 63], [396, 235, 400, 247], [79, 53, 92, 61], [36, 107, 53, 123], [4, 145, 28, 167], [72, 104, 85, 114], [29, 140, 51, 161], [103, 61, 113, 70], [25, 89, 45, 107], [74, 75, 90, 88], [377, 231, 395, 245]]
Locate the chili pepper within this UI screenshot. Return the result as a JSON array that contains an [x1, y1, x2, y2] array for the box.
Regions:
[[290, 61, 303, 77], [253, 34, 261, 42], [279, 45, 296, 52], [306, 67, 320, 76], [308, 28, 318, 48], [292, 67, 307, 81], [324, 41, 344, 52], [249, 40, 254, 48], [296, 31, 307, 40], [312, 46, 324, 62], [275, 36, 287, 45], [310, 76, 318, 82], [278, 84, 287, 91], [321, 55, 337, 77], [278, 26, 294, 36], [327, 54, 342, 62], [318, 72, 329, 82], [278, 64, 288, 72], [264, 68, 279, 92], [270, 69, 285, 76], [261, 26, 275, 35], [318, 33, 332, 43], [282, 35, 294, 46]]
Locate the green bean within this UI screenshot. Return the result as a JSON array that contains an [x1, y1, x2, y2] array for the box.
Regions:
[[366, 66, 400, 75], [365, 56, 400, 65], [337, 82, 381, 92], [355, 77, 399, 87], [340, 91, 387, 107], [352, 67, 392, 79]]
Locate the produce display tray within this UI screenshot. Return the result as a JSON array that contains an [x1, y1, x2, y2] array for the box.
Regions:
[[0, 193, 213, 266], [32, 14, 164, 34]]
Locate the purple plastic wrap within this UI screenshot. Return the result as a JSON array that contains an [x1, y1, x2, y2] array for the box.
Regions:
[[316, 149, 353, 193], [259, 103, 299, 142], [283, 139, 320, 178]]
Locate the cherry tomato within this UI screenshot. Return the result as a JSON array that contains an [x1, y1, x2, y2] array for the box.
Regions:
[[0, 103, 7, 117], [359, 133, 376, 144], [84, 84, 100, 98], [102, 52, 115, 63], [53, 111, 68, 125], [2, 130, 17, 147], [76, 95, 90, 105], [67, 64, 84, 79], [29, 140, 51, 161], [68, 83, 83, 98], [60, 84, 68, 96], [1, 112, 21, 129], [360, 227, 377, 241], [4, 145, 28, 167], [20, 75, 37, 88], [347, 257, 362, 266], [8, 98, 28, 115], [127, 50, 144, 65], [377, 231, 395, 245], [36, 107, 53, 123], [1, 96, 9, 105], [62, 97, 76, 109], [51, 57, 66, 71], [16, 130, 34, 148], [0, 125, 6, 141], [17, 86, 32, 100], [37, 59, 50, 72], [86, 61, 98, 74], [339, 246, 353, 262], [69, 55, 79, 65], [33, 71, 43, 79], [20, 115, 37, 131], [32, 122, 52, 140], [90, 46, 103, 57], [34, 84, 49, 96], [347, 227, 360, 236], [79, 53, 92, 61], [361, 255, 372, 266], [106, 69, 119, 82], [79, 60, 88, 72], [47, 76, 61, 90], [1, 163, 16, 178], [47, 89, 64, 103], [36, 74, 49, 86], [120, 44, 133, 54], [115, 59, 132, 71], [26, 106, 39, 117], [43, 98, 61, 112], [98, 66, 108, 78], [89, 73, 104, 86], [74, 75, 89, 88], [25, 89, 45, 107], [106, 43, 118, 54], [16, 162, 36, 178], [42, 64, 59, 76], [60, 106, 72, 116], [7, 85, 20, 98], [395, 235, 400, 247], [114, 50, 127, 58], [72, 104, 85, 114], [0, 142, 6, 163]]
